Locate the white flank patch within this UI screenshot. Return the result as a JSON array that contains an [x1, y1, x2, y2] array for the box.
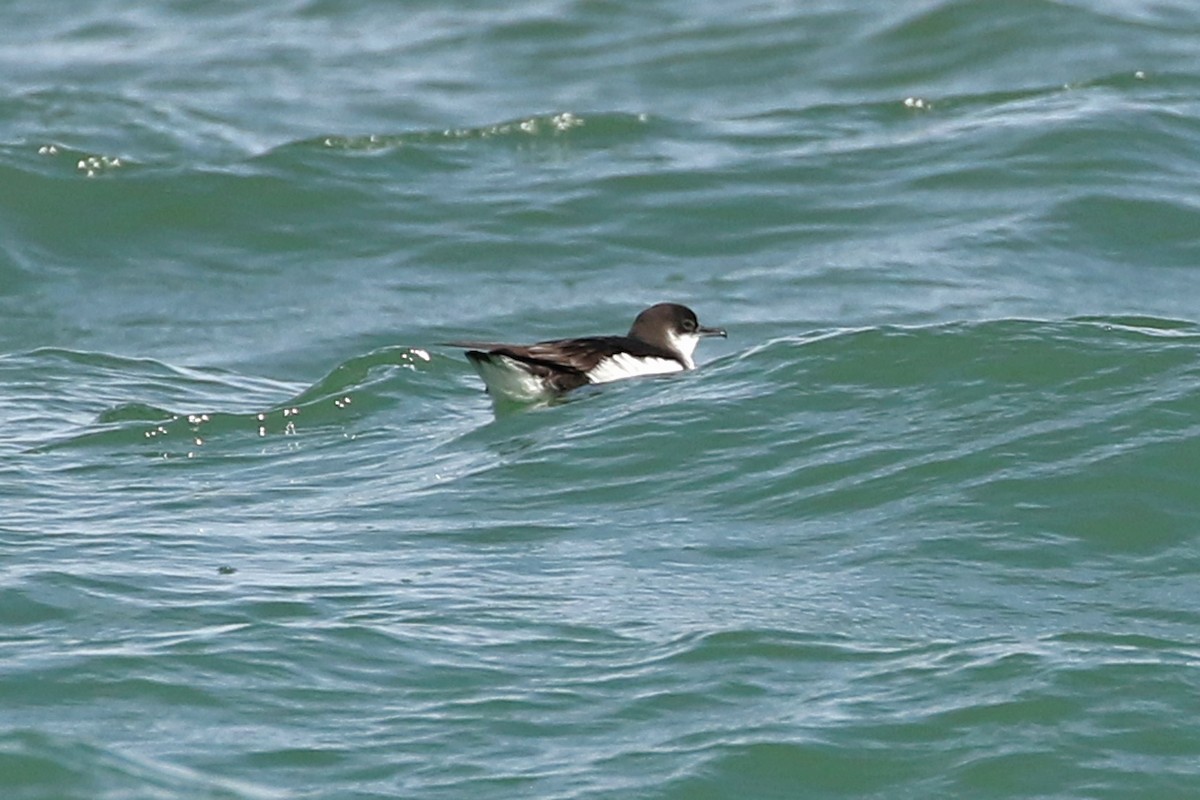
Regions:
[[473, 355, 555, 402], [586, 352, 684, 385]]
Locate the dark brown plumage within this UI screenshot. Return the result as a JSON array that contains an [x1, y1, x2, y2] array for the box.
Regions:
[[445, 303, 726, 400]]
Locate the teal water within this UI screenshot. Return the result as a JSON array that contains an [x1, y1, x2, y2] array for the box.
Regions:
[[4, 1, 1200, 798]]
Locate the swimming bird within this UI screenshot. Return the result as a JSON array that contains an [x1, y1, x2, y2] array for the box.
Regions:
[[445, 302, 726, 403]]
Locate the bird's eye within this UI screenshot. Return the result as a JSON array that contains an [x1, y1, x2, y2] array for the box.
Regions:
[[682, 319, 697, 332]]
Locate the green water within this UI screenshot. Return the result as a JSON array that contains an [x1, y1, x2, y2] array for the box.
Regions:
[[3, 1, 1200, 798]]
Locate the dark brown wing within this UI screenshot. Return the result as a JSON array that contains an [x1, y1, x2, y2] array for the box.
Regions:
[[449, 335, 683, 394], [463, 350, 588, 393], [474, 336, 678, 368]]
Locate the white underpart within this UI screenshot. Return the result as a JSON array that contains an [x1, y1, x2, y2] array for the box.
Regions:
[[586, 352, 685, 384], [472, 355, 555, 402]]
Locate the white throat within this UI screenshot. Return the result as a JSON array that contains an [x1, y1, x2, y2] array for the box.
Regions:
[[667, 331, 700, 369]]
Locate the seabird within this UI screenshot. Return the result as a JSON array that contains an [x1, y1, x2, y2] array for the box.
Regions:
[[445, 302, 726, 402]]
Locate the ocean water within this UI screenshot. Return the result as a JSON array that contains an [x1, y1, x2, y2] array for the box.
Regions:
[[3, 1, 1200, 798]]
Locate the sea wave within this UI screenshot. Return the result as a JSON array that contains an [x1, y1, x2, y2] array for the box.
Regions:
[[13, 318, 1199, 552]]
